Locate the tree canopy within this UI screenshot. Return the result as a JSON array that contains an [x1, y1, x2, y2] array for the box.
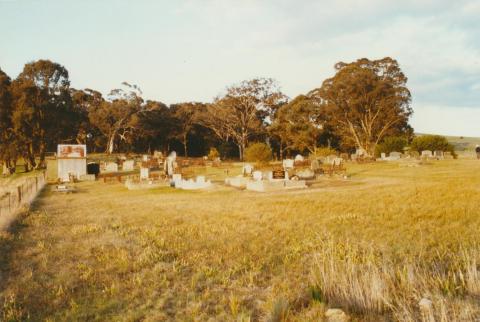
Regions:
[[0, 57, 420, 171], [309, 57, 412, 155]]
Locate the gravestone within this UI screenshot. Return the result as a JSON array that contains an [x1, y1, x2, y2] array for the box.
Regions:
[[282, 159, 294, 169], [164, 151, 177, 176], [421, 150, 433, 158], [434, 150, 444, 159], [140, 167, 150, 180], [294, 154, 304, 162], [123, 160, 134, 171], [142, 154, 149, 162], [171, 173, 182, 187], [252, 171, 263, 181], [105, 162, 118, 172], [175, 176, 212, 190], [272, 169, 286, 179], [380, 152, 386, 160], [242, 164, 254, 176], [356, 148, 367, 156], [389, 151, 401, 160]]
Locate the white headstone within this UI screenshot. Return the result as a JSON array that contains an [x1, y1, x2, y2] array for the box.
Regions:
[[105, 162, 118, 172], [389, 152, 402, 160], [380, 153, 386, 159], [164, 151, 177, 176], [434, 150, 444, 158], [123, 160, 134, 171], [172, 173, 182, 186], [294, 154, 304, 162], [243, 164, 253, 175], [140, 167, 150, 180], [253, 171, 263, 181], [421, 150, 433, 157], [283, 159, 294, 169], [142, 155, 149, 162]]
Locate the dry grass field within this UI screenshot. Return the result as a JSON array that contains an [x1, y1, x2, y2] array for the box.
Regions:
[[1, 159, 480, 321]]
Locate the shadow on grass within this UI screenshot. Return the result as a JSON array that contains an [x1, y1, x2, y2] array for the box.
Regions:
[[0, 187, 49, 293]]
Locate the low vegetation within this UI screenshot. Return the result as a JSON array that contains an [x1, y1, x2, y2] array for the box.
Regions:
[[1, 159, 480, 320]]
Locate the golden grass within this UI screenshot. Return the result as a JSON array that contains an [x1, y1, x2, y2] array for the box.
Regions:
[[1, 159, 480, 321]]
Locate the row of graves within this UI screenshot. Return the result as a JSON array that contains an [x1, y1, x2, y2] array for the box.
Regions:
[[50, 144, 348, 193], [377, 150, 454, 162], [51, 146, 215, 191], [124, 152, 215, 191], [225, 154, 347, 193]]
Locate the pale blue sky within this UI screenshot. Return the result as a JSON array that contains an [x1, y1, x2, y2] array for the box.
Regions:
[[1, 0, 479, 136]]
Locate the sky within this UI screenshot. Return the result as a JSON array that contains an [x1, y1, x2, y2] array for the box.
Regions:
[[1, 0, 479, 136]]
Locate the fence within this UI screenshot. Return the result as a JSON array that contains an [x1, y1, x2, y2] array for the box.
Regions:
[[0, 172, 47, 225]]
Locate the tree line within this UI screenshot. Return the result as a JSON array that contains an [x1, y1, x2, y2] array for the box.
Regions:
[[0, 57, 413, 171]]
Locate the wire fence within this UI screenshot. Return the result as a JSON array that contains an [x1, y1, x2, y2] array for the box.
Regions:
[[0, 172, 47, 225]]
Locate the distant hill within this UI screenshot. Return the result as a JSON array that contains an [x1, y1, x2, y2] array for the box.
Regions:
[[416, 133, 480, 151]]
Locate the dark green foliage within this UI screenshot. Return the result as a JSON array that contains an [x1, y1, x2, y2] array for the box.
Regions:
[[410, 135, 457, 158], [375, 136, 408, 156], [244, 142, 272, 163]]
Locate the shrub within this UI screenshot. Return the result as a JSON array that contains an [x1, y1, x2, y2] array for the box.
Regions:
[[375, 136, 408, 157], [310, 147, 337, 159], [244, 142, 272, 163], [207, 147, 219, 160], [410, 135, 457, 158]]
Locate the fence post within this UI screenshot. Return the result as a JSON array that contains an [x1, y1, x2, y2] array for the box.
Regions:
[[17, 186, 22, 203]]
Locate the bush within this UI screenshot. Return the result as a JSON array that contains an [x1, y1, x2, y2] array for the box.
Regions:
[[207, 147, 219, 160], [375, 136, 408, 157], [410, 135, 457, 158], [244, 142, 272, 163], [310, 147, 337, 159]]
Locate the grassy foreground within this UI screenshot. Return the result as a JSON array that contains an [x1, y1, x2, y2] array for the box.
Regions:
[[1, 159, 480, 321]]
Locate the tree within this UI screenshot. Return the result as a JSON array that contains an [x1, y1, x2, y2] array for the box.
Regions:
[[10, 60, 74, 168], [88, 82, 144, 154], [0, 67, 16, 170], [309, 57, 412, 155], [131, 100, 174, 153], [70, 88, 105, 150], [199, 78, 287, 160], [410, 135, 456, 157], [375, 136, 408, 156], [170, 102, 204, 157], [244, 142, 272, 164], [270, 95, 326, 157]]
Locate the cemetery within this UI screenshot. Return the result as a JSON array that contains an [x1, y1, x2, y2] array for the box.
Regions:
[[2, 151, 480, 321], [0, 11, 478, 318]]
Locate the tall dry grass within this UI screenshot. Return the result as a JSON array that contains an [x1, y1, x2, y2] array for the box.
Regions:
[[313, 239, 480, 321], [1, 159, 480, 320]]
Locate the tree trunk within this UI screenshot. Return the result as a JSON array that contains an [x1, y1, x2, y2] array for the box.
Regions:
[[107, 133, 116, 154], [36, 141, 46, 169], [183, 133, 188, 157], [27, 143, 36, 170], [238, 144, 243, 161]]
